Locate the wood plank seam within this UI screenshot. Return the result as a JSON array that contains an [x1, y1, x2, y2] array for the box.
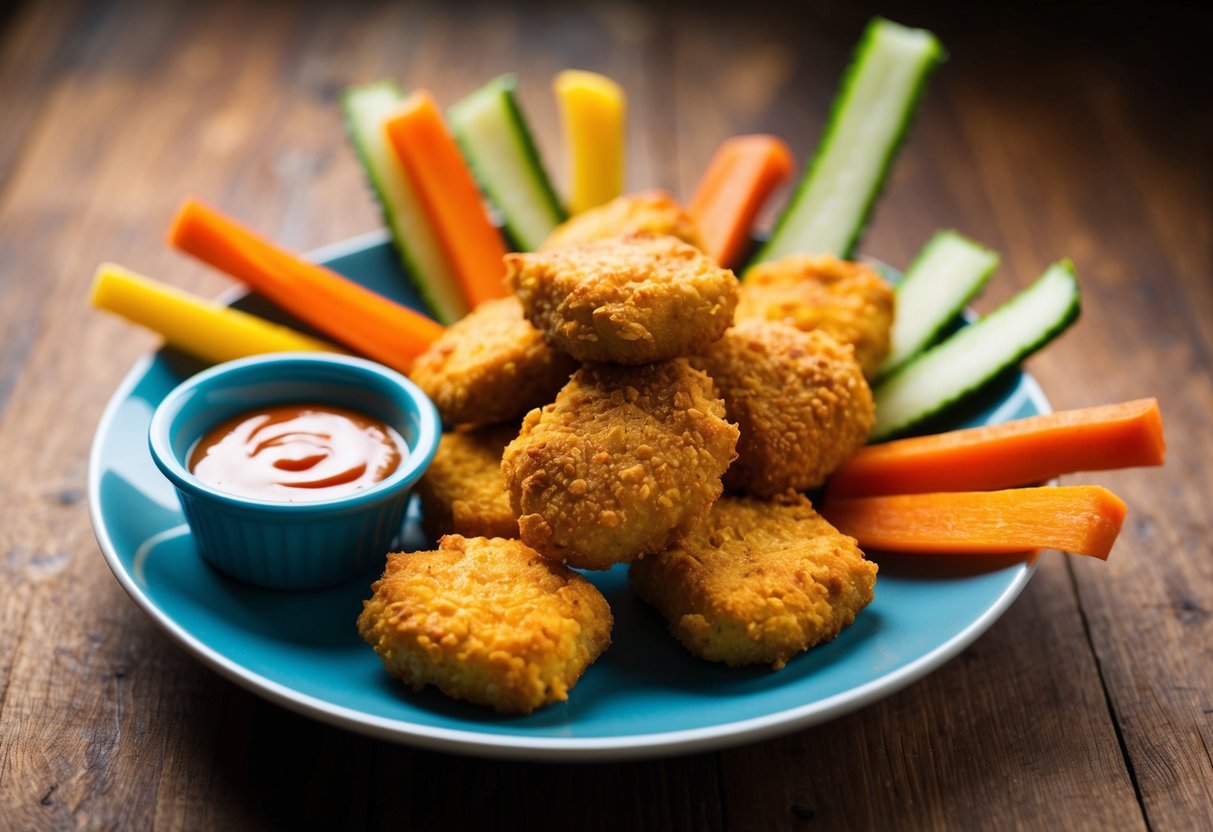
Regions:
[[0, 595, 32, 725], [1065, 557, 1151, 827]]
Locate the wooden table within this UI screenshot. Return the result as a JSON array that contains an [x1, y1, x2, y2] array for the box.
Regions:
[[2, 1, 1209, 828]]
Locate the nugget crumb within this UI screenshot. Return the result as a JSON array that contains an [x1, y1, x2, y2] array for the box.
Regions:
[[502, 359, 738, 569], [415, 425, 519, 540], [693, 321, 874, 495], [507, 233, 739, 364], [739, 255, 895, 380], [630, 494, 876, 669], [358, 535, 613, 714], [541, 190, 704, 252], [411, 296, 576, 427]]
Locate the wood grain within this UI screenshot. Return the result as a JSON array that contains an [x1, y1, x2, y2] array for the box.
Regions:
[[936, 18, 1213, 828], [0, 0, 1209, 829]]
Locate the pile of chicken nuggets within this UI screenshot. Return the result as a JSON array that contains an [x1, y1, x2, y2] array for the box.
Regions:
[[357, 191, 892, 713]]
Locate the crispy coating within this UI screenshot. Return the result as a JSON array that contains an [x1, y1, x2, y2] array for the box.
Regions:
[[506, 232, 739, 365], [693, 321, 874, 496], [738, 254, 895, 379], [502, 359, 739, 570], [410, 296, 577, 427], [630, 494, 877, 669], [415, 425, 519, 541], [358, 535, 613, 714], [540, 190, 705, 252]]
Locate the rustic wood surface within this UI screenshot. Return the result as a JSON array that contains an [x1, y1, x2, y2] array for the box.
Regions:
[[1, 0, 1209, 828]]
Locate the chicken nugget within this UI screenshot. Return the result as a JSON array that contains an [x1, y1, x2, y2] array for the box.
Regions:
[[358, 535, 612, 714], [540, 189, 704, 251], [507, 232, 738, 365], [693, 321, 874, 496], [410, 296, 577, 427], [738, 254, 895, 379], [630, 494, 877, 669], [502, 359, 738, 570], [415, 425, 519, 541]]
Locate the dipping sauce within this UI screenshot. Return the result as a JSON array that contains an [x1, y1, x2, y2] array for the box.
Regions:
[[188, 404, 405, 502]]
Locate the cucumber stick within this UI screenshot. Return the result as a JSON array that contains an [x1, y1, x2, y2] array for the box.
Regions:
[[873, 261, 1081, 440], [342, 81, 468, 324], [449, 75, 565, 252], [879, 230, 1000, 378], [752, 18, 945, 265]]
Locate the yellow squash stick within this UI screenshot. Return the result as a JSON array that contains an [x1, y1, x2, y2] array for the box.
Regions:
[[553, 70, 625, 214], [90, 263, 341, 365]]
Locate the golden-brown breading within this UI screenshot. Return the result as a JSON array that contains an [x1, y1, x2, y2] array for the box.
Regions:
[[506, 232, 739, 365], [358, 535, 613, 714], [540, 190, 704, 252], [502, 359, 739, 570], [629, 494, 877, 670], [410, 296, 577, 427], [738, 254, 895, 379], [692, 321, 874, 496], [415, 425, 519, 541]]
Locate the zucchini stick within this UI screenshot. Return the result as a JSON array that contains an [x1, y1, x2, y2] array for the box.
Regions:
[[342, 81, 467, 324], [449, 75, 565, 251], [872, 260, 1081, 440], [752, 18, 944, 264], [880, 230, 999, 377]]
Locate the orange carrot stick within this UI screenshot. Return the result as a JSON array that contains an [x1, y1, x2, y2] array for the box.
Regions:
[[167, 199, 444, 374], [827, 399, 1165, 499], [383, 90, 509, 308], [822, 486, 1127, 560], [688, 135, 793, 268]]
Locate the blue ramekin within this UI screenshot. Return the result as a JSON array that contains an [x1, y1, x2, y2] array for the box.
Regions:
[[148, 352, 440, 590]]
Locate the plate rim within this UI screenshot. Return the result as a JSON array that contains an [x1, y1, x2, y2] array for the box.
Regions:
[[87, 235, 1048, 761]]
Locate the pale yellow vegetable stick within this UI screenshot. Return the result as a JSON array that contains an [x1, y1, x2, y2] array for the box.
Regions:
[[90, 263, 342, 365], [553, 70, 626, 214]]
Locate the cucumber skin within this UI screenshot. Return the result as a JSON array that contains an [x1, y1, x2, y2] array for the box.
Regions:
[[750, 18, 946, 267], [341, 81, 462, 324], [450, 75, 565, 252], [872, 261, 1081, 441], [499, 78, 567, 233], [878, 230, 1000, 379]]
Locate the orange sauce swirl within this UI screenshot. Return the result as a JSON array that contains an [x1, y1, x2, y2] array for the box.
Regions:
[[188, 404, 405, 502]]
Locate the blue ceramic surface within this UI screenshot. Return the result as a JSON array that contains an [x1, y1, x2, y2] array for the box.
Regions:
[[89, 231, 1045, 760], [147, 352, 440, 589]]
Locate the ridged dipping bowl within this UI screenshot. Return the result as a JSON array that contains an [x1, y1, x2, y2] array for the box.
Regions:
[[148, 352, 440, 590]]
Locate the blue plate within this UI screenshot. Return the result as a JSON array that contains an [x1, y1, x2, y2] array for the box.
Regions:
[[88, 231, 1046, 761]]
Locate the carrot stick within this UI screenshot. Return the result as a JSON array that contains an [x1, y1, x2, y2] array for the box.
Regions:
[[688, 135, 793, 268], [827, 399, 1165, 499], [167, 199, 444, 374], [821, 486, 1128, 559], [383, 90, 509, 308]]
